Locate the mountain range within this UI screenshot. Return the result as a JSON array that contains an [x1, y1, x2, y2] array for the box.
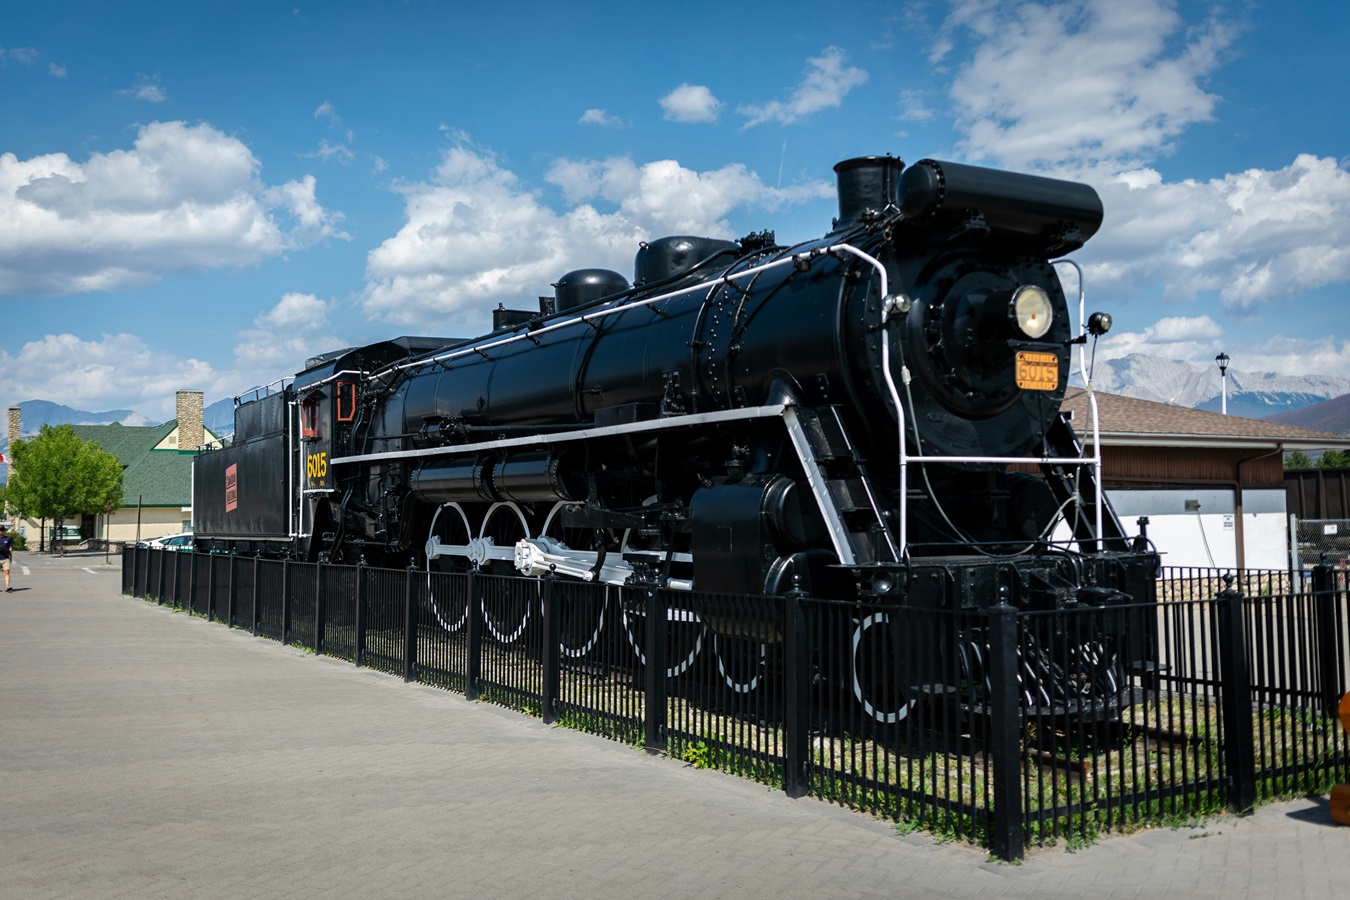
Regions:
[[1071, 354, 1350, 424], [1, 397, 236, 450]]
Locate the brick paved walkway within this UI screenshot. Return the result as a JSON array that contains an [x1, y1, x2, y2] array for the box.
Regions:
[[2, 550, 1346, 898]]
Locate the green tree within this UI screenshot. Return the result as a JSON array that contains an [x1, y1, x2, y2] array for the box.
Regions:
[[6, 425, 124, 550], [1316, 449, 1350, 468], [1285, 450, 1314, 469]]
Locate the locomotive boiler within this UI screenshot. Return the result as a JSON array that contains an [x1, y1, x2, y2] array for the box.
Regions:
[[194, 152, 1159, 722]]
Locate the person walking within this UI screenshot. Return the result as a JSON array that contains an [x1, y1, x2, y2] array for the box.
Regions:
[[0, 524, 13, 591]]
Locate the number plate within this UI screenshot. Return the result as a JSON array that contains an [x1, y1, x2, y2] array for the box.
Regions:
[[1016, 351, 1059, 391]]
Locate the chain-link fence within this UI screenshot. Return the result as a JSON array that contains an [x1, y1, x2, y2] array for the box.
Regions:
[[1292, 516, 1350, 582]]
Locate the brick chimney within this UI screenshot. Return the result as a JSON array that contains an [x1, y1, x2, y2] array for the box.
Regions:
[[176, 390, 205, 452]]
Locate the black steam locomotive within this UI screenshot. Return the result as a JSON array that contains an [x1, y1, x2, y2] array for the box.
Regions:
[[194, 153, 1159, 720]]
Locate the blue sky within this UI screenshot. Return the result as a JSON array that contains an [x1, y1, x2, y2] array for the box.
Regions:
[[2, 0, 1348, 422]]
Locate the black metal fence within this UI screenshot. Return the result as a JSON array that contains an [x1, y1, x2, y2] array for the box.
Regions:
[[122, 549, 1350, 860]]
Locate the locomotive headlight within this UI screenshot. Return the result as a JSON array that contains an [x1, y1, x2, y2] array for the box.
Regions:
[[1012, 285, 1053, 339]]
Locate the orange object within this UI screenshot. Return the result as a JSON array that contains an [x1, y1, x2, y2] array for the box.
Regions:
[[1340, 692, 1350, 737], [1332, 783, 1350, 826]]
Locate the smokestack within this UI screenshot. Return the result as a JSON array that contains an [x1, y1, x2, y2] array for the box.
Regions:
[[833, 155, 904, 231], [176, 390, 204, 452]]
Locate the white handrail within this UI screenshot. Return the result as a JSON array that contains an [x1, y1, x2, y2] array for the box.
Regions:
[[1052, 258, 1105, 545]]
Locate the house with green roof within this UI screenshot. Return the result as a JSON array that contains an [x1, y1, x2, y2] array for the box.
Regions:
[[7, 391, 224, 548]]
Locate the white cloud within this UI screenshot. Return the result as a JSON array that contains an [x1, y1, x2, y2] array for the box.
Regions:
[[1088, 313, 1223, 364], [1094, 325, 1350, 381], [1147, 315, 1222, 343], [929, 2, 1350, 322], [260, 291, 332, 329], [897, 89, 935, 124], [118, 75, 167, 103], [1078, 154, 1350, 312], [1237, 336, 1350, 381], [940, 0, 1236, 170], [234, 293, 345, 373], [738, 47, 867, 128], [1, 47, 40, 66], [547, 156, 829, 235], [314, 100, 339, 123], [48, 62, 66, 78], [0, 121, 348, 296], [305, 139, 355, 164], [0, 332, 222, 423], [659, 85, 721, 124], [579, 108, 623, 127], [361, 145, 831, 330]]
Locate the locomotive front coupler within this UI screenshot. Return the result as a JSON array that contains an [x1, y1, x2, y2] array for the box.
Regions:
[[852, 562, 909, 598]]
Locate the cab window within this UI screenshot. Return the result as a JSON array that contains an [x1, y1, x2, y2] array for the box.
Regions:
[[337, 381, 357, 423], [301, 396, 320, 439]]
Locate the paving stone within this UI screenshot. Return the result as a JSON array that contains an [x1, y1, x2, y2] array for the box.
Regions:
[[2, 550, 1348, 898]]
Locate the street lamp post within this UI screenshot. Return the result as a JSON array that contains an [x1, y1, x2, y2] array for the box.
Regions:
[[1216, 352, 1230, 415]]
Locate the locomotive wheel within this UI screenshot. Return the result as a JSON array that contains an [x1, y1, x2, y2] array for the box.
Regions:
[[713, 632, 769, 695], [851, 612, 916, 725], [541, 502, 608, 658], [621, 603, 705, 679], [425, 502, 472, 632], [479, 503, 533, 643], [614, 525, 705, 677], [553, 581, 609, 658], [478, 502, 531, 574]]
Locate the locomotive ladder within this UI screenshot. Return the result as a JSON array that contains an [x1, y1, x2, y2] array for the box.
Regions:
[[781, 405, 898, 567]]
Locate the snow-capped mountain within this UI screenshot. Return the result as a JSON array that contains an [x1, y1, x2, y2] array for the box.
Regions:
[[1072, 354, 1350, 419], [1, 398, 235, 458], [6, 399, 153, 435]]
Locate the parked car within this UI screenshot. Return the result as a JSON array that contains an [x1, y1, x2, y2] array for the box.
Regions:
[[138, 532, 195, 552]]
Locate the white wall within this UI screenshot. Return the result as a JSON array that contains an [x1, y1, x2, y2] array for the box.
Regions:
[[1105, 487, 1288, 570]]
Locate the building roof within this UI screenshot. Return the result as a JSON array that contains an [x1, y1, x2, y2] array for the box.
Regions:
[[72, 421, 191, 508], [1061, 390, 1350, 451]]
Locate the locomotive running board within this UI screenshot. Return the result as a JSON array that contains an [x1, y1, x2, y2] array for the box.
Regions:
[[332, 401, 871, 569]]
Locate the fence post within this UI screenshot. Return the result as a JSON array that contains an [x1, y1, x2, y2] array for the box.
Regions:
[[643, 587, 668, 754], [1216, 577, 1257, 813], [156, 549, 165, 605], [281, 557, 292, 645], [541, 574, 560, 723], [171, 551, 181, 605], [466, 569, 482, 700], [1313, 564, 1341, 717], [227, 551, 237, 627], [188, 552, 198, 614], [207, 553, 216, 622], [404, 560, 418, 682], [782, 578, 810, 796], [251, 556, 260, 636], [314, 562, 326, 655], [355, 562, 366, 668], [986, 601, 1025, 862]]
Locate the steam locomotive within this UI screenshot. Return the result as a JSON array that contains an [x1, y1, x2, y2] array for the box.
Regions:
[[194, 153, 1159, 720]]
